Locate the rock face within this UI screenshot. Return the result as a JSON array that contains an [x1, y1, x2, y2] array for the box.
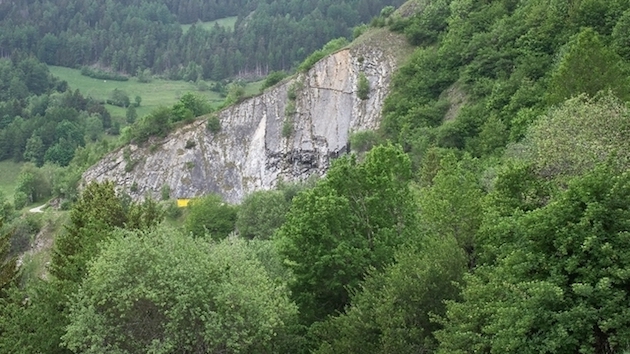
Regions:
[[83, 32, 407, 203]]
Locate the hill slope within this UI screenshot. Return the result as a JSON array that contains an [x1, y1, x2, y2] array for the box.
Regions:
[[83, 29, 412, 202]]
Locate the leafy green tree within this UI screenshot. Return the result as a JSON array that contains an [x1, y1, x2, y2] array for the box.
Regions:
[[528, 93, 630, 179], [0, 280, 71, 354], [108, 88, 130, 107], [313, 234, 466, 354], [547, 28, 629, 105], [276, 144, 418, 324], [50, 181, 163, 285], [13, 163, 52, 207], [184, 193, 237, 240], [84, 114, 103, 141], [417, 153, 484, 266], [0, 219, 16, 293], [23, 134, 45, 166], [49, 181, 127, 283], [125, 104, 137, 124], [62, 228, 298, 353], [236, 189, 290, 239], [437, 163, 630, 354]]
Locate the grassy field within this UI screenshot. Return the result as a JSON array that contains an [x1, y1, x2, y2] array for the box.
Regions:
[[0, 160, 23, 197], [49, 66, 227, 118], [181, 16, 238, 33], [49, 66, 265, 119]]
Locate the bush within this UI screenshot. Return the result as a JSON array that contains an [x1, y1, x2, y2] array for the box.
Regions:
[[353, 24, 369, 39], [107, 88, 130, 107], [164, 200, 182, 219], [261, 71, 287, 91], [185, 139, 196, 149], [185, 194, 237, 240], [80, 67, 129, 81], [207, 115, 221, 133], [350, 130, 381, 152], [298, 38, 349, 72], [357, 72, 370, 100], [282, 118, 293, 138], [160, 184, 171, 201]]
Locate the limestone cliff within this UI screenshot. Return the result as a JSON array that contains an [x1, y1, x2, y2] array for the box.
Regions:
[[82, 30, 410, 203]]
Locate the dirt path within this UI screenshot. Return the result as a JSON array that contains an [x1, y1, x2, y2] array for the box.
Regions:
[[29, 204, 46, 213]]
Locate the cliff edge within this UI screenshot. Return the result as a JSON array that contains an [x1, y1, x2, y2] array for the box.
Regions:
[[82, 29, 410, 203]]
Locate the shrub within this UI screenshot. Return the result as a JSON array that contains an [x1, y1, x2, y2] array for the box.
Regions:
[[107, 88, 131, 107], [261, 71, 287, 91], [80, 67, 129, 81], [185, 139, 196, 149], [350, 130, 381, 152], [298, 38, 349, 72], [207, 115, 221, 133], [160, 185, 171, 201], [357, 72, 370, 100], [282, 118, 293, 138]]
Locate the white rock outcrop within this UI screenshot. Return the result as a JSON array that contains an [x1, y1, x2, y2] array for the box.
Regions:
[[83, 33, 407, 203]]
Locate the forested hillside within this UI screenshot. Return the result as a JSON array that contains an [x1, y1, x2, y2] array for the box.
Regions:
[[0, 0, 404, 79], [3, 0, 630, 353]]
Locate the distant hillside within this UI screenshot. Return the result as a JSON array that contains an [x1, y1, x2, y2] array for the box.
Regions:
[[0, 0, 405, 80]]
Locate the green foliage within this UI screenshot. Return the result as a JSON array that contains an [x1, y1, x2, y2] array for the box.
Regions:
[[80, 67, 128, 81], [417, 153, 484, 265], [1, 0, 401, 81], [107, 88, 131, 107], [261, 71, 288, 91], [282, 117, 293, 138], [391, 0, 451, 45], [349, 130, 381, 153], [13, 163, 52, 208], [184, 194, 237, 240], [125, 105, 137, 124], [352, 24, 369, 39], [160, 184, 171, 200], [223, 82, 245, 106], [206, 114, 221, 133], [547, 28, 629, 104], [171, 92, 211, 122], [298, 38, 349, 72], [236, 190, 291, 239], [63, 229, 298, 353], [0, 280, 72, 354], [527, 93, 630, 179], [0, 219, 17, 293], [437, 164, 630, 353], [357, 72, 370, 100], [276, 144, 418, 325], [136, 68, 152, 83], [125, 106, 173, 143], [50, 181, 163, 284], [314, 234, 466, 354]]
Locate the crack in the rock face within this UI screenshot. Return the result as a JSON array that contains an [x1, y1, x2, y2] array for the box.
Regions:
[[308, 86, 355, 95]]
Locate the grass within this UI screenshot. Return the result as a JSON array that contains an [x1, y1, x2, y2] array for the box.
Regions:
[[50, 66, 265, 119], [49, 66, 226, 117], [181, 16, 238, 33], [0, 160, 23, 197]]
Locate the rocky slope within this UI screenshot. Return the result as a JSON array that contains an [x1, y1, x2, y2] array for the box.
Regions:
[[83, 29, 410, 203]]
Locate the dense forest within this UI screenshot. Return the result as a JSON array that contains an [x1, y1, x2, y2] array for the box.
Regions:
[[2, 0, 630, 353], [0, 0, 404, 79]]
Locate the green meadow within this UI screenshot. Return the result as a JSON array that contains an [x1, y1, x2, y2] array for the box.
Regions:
[[48, 66, 227, 118], [181, 16, 238, 33], [0, 160, 23, 197], [49, 65, 266, 120]]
